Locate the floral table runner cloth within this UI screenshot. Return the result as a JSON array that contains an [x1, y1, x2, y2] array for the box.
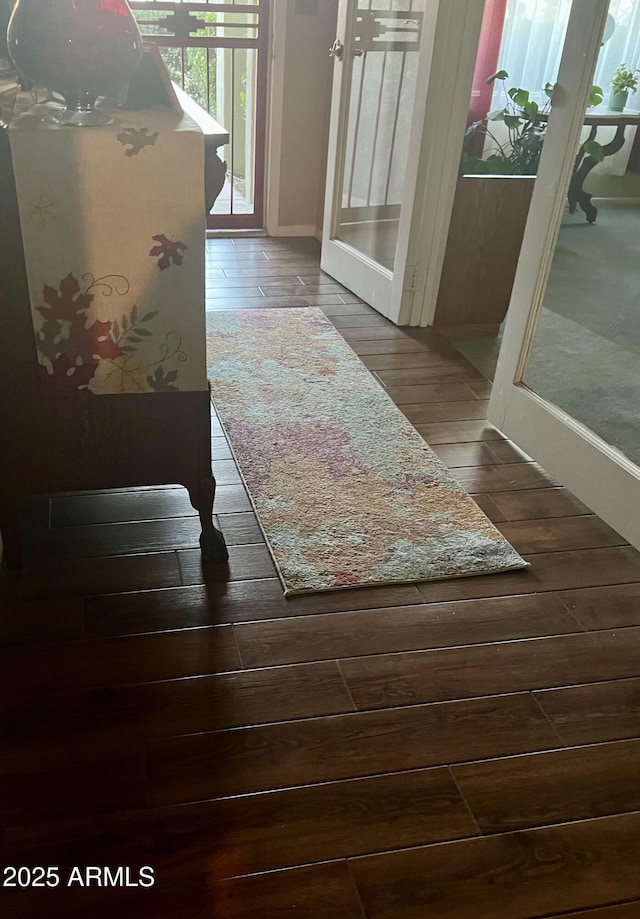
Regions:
[[9, 105, 207, 395]]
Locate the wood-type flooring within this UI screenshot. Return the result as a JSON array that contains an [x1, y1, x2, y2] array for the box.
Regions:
[[1, 237, 640, 918]]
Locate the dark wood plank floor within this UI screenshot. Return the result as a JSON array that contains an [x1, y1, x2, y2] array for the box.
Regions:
[[2, 237, 640, 918]]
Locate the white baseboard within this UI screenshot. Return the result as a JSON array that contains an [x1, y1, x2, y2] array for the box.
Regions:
[[269, 224, 317, 237]]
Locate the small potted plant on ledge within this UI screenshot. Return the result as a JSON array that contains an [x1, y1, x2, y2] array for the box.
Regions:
[[608, 63, 639, 112]]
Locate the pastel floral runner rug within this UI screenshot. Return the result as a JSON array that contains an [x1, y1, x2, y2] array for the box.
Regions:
[[206, 308, 527, 595]]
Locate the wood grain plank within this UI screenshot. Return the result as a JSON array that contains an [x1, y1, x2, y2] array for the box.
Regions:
[[50, 483, 251, 525], [0, 742, 148, 825], [416, 547, 640, 603], [208, 258, 321, 271], [0, 551, 183, 601], [220, 266, 325, 279], [363, 353, 481, 373], [415, 420, 506, 443], [451, 463, 558, 494], [22, 513, 261, 560], [258, 290, 346, 306], [534, 678, 640, 745], [349, 339, 436, 356], [488, 486, 592, 521], [487, 440, 533, 464], [301, 293, 351, 306], [496, 516, 627, 554], [350, 811, 640, 919], [234, 593, 580, 668], [431, 442, 501, 468], [339, 628, 640, 711], [195, 767, 474, 876], [336, 293, 366, 304], [296, 272, 354, 285], [470, 493, 508, 522], [545, 904, 640, 917], [339, 325, 428, 342], [0, 625, 240, 692], [320, 302, 382, 316], [205, 286, 266, 299], [83, 579, 424, 636], [465, 380, 493, 399], [2, 661, 355, 745], [385, 383, 483, 404], [207, 297, 312, 310], [329, 313, 392, 329], [259, 283, 344, 297], [377, 365, 485, 386], [558, 583, 640, 630], [205, 254, 270, 265], [2, 769, 474, 888], [402, 401, 489, 424], [147, 694, 560, 805], [0, 597, 84, 646], [207, 862, 365, 919], [453, 739, 640, 833], [178, 544, 278, 584], [0, 862, 362, 919]]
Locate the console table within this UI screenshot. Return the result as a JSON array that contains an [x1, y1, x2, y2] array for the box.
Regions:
[[0, 101, 228, 568], [540, 106, 640, 223]]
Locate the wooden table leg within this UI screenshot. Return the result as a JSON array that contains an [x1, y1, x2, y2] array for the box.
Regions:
[[568, 123, 627, 223], [189, 475, 229, 562]]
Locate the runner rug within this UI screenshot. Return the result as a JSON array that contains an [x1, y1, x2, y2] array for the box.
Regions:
[[206, 308, 527, 595]]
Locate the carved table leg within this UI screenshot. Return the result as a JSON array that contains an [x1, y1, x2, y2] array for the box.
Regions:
[[568, 123, 627, 223], [189, 475, 229, 562]]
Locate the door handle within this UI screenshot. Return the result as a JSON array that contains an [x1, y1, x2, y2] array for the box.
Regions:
[[328, 39, 344, 60]]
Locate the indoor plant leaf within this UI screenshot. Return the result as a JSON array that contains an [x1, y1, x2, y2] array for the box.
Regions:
[[508, 88, 529, 107], [503, 113, 522, 130], [583, 139, 604, 162], [487, 69, 509, 84], [589, 84, 604, 106]]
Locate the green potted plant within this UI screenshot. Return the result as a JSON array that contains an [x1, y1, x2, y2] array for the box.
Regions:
[[461, 69, 550, 176], [461, 70, 603, 175], [433, 70, 604, 337], [608, 63, 639, 112]]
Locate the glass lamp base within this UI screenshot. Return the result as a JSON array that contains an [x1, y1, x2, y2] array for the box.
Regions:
[[51, 105, 113, 126], [42, 93, 117, 128]]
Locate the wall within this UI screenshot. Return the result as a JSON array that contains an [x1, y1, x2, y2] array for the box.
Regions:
[[267, 0, 338, 236]]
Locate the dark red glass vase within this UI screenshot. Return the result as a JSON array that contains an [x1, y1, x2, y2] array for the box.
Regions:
[[7, 0, 143, 125]]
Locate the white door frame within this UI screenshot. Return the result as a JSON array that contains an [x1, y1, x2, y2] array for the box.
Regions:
[[320, 0, 484, 324], [396, 0, 487, 326], [264, 0, 287, 238], [488, 0, 640, 550]]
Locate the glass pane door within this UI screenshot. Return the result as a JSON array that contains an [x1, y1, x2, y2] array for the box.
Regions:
[[322, 0, 484, 322], [489, 0, 640, 550], [524, 198, 640, 466], [336, 1, 424, 271]]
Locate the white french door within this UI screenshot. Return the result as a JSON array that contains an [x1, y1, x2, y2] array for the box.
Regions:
[[320, 0, 484, 324], [489, 0, 640, 550]]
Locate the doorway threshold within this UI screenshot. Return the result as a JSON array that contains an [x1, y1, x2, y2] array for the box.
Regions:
[[206, 228, 268, 239]]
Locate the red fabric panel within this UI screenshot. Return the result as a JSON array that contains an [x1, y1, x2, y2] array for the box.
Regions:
[[467, 0, 508, 154]]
